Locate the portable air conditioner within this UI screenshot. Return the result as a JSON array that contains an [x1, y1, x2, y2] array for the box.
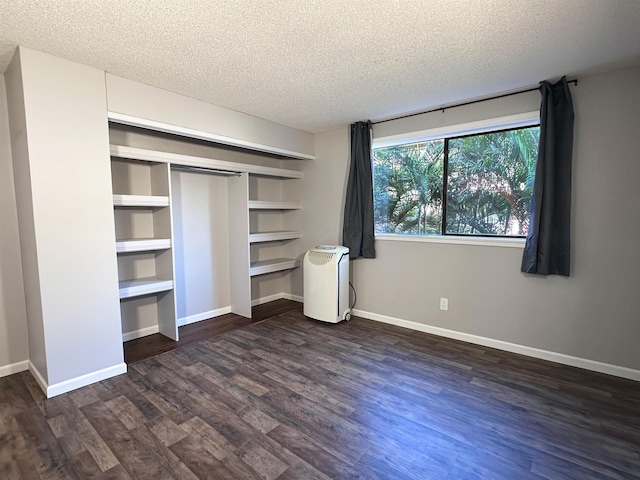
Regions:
[[303, 245, 351, 323]]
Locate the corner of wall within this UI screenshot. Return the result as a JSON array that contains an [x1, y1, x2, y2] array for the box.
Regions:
[[0, 72, 30, 376]]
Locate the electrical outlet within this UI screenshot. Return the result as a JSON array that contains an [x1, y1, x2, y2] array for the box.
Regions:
[[440, 297, 449, 311]]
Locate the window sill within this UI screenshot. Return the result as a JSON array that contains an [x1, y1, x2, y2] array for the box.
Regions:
[[375, 234, 525, 249]]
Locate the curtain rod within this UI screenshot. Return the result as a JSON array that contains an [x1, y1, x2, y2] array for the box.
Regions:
[[372, 79, 578, 125]]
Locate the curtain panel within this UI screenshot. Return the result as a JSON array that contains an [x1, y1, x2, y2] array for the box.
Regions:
[[521, 77, 575, 276], [343, 121, 376, 259]]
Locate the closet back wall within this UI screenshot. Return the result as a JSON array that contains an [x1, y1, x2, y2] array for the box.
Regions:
[[171, 169, 230, 324]]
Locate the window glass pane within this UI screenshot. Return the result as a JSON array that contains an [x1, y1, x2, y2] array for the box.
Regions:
[[445, 127, 539, 236], [373, 140, 444, 234]]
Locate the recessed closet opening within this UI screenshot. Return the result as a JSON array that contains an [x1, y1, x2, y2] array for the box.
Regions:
[[108, 123, 304, 344]]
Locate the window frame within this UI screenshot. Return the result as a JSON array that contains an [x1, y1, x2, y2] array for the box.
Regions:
[[372, 111, 540, 246]]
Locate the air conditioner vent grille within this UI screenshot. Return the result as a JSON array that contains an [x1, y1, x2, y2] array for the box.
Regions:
[[308, 251, 335, 265]]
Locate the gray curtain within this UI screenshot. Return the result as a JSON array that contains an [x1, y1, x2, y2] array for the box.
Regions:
[[521, 77, 574, 276], [343, 121, 376, 259]]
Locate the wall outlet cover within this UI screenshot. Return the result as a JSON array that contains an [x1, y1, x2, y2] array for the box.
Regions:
[[440, 298, 449, 311]]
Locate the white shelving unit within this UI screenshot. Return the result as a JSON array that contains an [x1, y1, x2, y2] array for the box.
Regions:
[[111, 157, 178, 341], [110, 145, 303, 321], [247, 172, 302, 286]]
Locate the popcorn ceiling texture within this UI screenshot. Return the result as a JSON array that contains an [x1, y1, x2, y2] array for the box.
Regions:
[[1, 0, 639, 133]]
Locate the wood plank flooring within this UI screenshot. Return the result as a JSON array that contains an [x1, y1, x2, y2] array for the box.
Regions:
[[123, 299, 299, 364], [2, 302, 640, 479]]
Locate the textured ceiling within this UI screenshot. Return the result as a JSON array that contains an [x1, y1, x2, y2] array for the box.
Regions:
[[1, 1, 640, 133]]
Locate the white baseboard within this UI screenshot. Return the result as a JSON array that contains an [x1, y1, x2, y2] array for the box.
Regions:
[[252, 292, 303, 307], [251, 293, 284, 306], [0, 359, 29, 378], [352, 309, 640, 382], [30, 361, 127, 398], [282, 293, 303, 303], [177, 307, 232, 327], [29, 361, 48, 394], [122, 325, 159, 342]]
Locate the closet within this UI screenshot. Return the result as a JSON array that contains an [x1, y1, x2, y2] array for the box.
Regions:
[[5, 46, 314, 396], [109, 129, 304, 342]]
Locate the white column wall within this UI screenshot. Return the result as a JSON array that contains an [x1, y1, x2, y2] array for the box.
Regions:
[[4, 52, 48, 381], [5, 47, 125, 393], [0, 74, 29, 376]]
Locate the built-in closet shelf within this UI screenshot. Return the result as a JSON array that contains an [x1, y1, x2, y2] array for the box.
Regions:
[[119, 278, 174, 299], [115, 238, 171, 253], [249, 231, 301, 243], [110, 156, 178, 340], [113, 194, 170, 207], [250, 258, 301, 277], [109, 113, 315, 161], [110, 145, 303, 179], [248, 201, 300, 210]]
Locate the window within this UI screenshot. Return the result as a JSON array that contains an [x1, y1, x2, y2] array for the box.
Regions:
[[373, 125, 540, 238]]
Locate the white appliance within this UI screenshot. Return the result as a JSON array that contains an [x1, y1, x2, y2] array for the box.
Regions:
[[303, 245, 351, 323]]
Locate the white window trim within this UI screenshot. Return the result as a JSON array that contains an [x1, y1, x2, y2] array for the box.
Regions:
[[373, 111, 540, 149], [375, 233, 525, 249], [372, 111, 539, 247]]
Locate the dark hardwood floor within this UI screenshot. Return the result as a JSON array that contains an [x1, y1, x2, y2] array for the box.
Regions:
[[124, 299, 300, 364], [2, 301, 640, 479]]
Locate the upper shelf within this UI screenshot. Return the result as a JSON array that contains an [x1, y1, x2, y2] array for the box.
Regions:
[[113, 194, 170, 207], [108, 112, 315, 161], [249, 231, 301, 243], [116, 238, 171, 253], [119, 278, 173, 299], [248, 201, 301, 210], [111, 145, 303, 179], [250, 258, 301, 276]]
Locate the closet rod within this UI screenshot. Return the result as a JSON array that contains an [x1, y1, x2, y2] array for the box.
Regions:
[[171, 165, 242, 176], [372, 79, 578, 125]]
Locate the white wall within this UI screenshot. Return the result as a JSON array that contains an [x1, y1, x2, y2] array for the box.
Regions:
[[171, 169, 231, 321], [5, 47, 125, 392], [296, 126, 350, 256], [373, 89, 540, 140], [4, 51, 48, 381], [0, 74, 29, 376], [302, 65, 640, 375], [106, 74, 315, 158], [284, 126, 350, 300]]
